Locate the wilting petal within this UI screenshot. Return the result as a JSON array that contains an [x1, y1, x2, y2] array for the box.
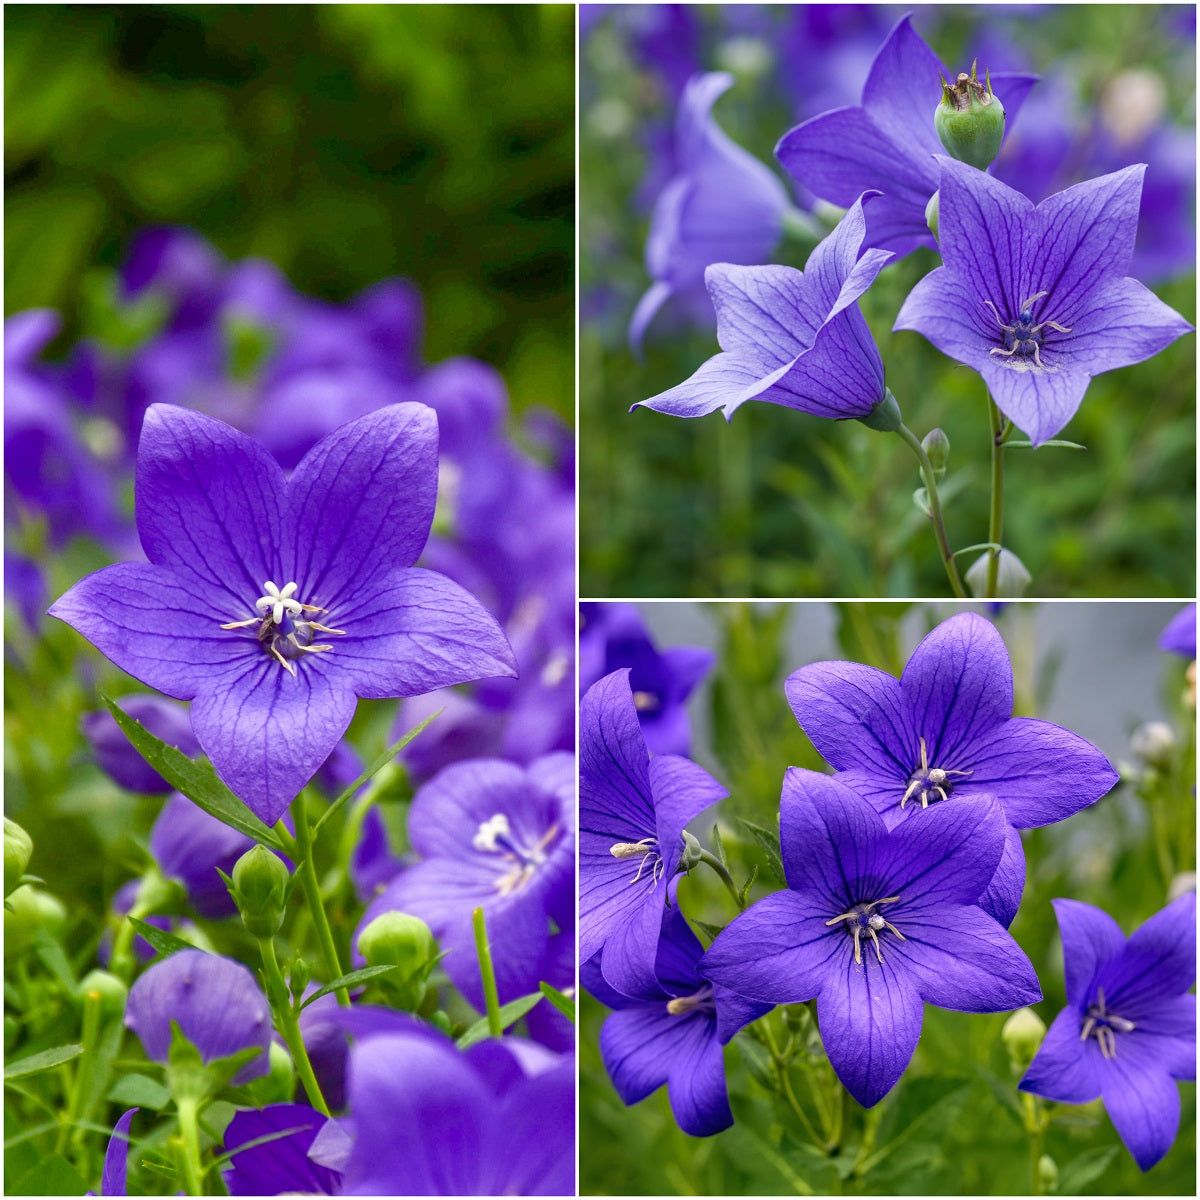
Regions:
[[1052, 899, 1126, 1009], [1019, 1008, 1102, 1104], [1101, 1057, 1181, 1172]]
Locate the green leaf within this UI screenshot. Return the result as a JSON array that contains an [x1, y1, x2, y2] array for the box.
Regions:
[[128, 915, 207, 960], [736, 817, 786, 885], [710, 822, 728, 868], [691, 919, 727, 944], [538, 981, 575, 1023], [1004, 438, 1086, 451], [14, 1154, 88, 1196], [297, 965, 398, 1010], [4, 1043, 83, 1080], [456, 991, 543, 1049], [738, 863, 759, 908], [109, 1072, 171, 1110], [101, 693, 283, 850], [314, 709, 441, 836], [1057, 1145, 1120, 1192]]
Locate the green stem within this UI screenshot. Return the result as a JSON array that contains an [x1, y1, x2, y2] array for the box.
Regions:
[[762, 1021, 824, 1147], [1022, 1091, 1044, 1195], [55, 991, 102, 1154], [696, 848, 745, 910], [895, 424, 966, 597], [175, 1096, 205, 1197], [257, 937, 330, 1116], [986, 397, 1007, 598], [472, 907, 503, 1038], [292, 796, 349, 1006]]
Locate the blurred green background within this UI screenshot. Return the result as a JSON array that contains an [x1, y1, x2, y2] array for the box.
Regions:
[[580, 5, 1196, 597], [581, 601, 1197, 1196], [5, 2, 574, 418]]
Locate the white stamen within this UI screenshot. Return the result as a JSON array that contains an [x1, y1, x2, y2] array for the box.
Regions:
[[473, 813, 512, 852]]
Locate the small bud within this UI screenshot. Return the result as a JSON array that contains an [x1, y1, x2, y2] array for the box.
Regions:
[[430, 1010, 453, 1036], [678, 830, 704, 874], [925, 190, 940, 240], [965, 548, 1031, 598], [934, 61, 1006, 170], [243, 1040, 296, 1106], [231, 846, 290, 939], [289, 956, 311, 1004], [359, 911, 438, 1012], [4, 886, 67, 957], [1131, 720, 1176, 767], [1038, 1153, 1059, 1191], [858, 388, 903, 433], [1002, 1006, 1046, 1073], [922, 427, 950, 481], [4, 818, 32, 898], [78, 969, 128, 1021]]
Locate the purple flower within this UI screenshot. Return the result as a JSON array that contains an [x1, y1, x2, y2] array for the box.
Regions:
[[584, 907, 770, 1136], [580, 669, 726, 996], [339, 1030, 574, 1195], [895, 157, 1193, 445], [1160, 604, 1197, 659], [83, 696, 200, 794], [125, 950, 271, 1082], [1020, 895, 1196, 1171], [634, 194, 892, 422], [96, 1107, 137, 1196], [150, 792, 254, 918], [579, 602, 713, 757], [224, 1103, 340, 1195], [5, 550, 45, 633], [702, 770, 1041, 1107], [777, 14, 1037, 256], [786, 612, 1119, 926], [98, 881, 172, 966], [631, 72, 791, 354], [357, 754, 573, 1008], [49, 403, 515, 824], [525, 928, 576, 1054]]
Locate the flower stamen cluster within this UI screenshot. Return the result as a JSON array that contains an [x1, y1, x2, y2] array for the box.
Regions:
[[220, 579, 346, 677], [609, 836, 664, 887], [982, 291, 1073, 371], [824, 895, 905, 965], [473, 813, 563, 896], [665, 985, 715, 1017], [902, 735, 974, 809], [1079, 986, 1136, 1060]]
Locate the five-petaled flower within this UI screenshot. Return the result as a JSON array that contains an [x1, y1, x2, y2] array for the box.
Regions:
[[1020, 895, 1196, 1171], [786, 611, 1119, 926], [48, 403, 516, 824], [895, 157, 1193, 445], [580, 669, 727, 996], [634, 194, 893, 423], [583, 907, 771, 1136], [701, 770, 1041, 1107]]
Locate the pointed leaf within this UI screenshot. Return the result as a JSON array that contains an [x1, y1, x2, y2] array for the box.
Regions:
[[456, 991, 544, 1049], [127, 916, 208, 960], [538, 981, 576, 1023], [297, 965, 399, 1010], [5, 1043, 83, 1080]]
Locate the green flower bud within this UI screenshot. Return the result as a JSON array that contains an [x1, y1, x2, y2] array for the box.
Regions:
[[965, 547, 1031, 598], [1038, 1154, 1058, 1191], [430, 1010, 453, 1036], [1002, 1006, 1046, 1074], [4, 818, 32, 898], [921, 427, 950, 481], [231, 846, 290, 939], [359, 911, 437, 977], [678, 830, 704, 874], [934, 61, 1006, 170], [289, 956, 311, 1005], [79, 969, 129, 1021], [4, 886, 67, 957], [925, 190, 940, 241], [1168, 872, 1197, 903]]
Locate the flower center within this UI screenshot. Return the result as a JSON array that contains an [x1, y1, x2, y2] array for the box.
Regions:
[[1080, 986, 1136, 1059], [902, 736, 973, 809], [473, 813, 562, 895], [825, 896, 905, 965], [609, 836, 663, 887], [219, 580, 345, 676], [666, 985, 715, 1016], [632, 690, 659, 712], [982, 290, 1072, 371]]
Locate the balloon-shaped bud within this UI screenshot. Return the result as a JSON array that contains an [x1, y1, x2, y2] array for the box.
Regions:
[[934, 60, 1006, 170], [921, 428, 950, 481], [79, 969, 129, 1021], [965, 547, 1031, 598], [5, 886, 67, 957], [1002, 1006, 1046, 1074], [4, 818, 32, 898], [230, 846, 290, 939], [925, 191, 940, 241], [1131, 721, 1176, 767], [359, 911, 438, 1011]]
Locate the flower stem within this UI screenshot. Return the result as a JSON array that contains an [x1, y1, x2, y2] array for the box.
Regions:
[[895, 424, 966, 597], [175, 1096, 205, 1197], [1021, 1091, 1044, 1195], [292, 795, 349, 1006], [696, 848, 745, 910], [761, 1020, 823, 1147], [55, 989, 103, 1154], [986, 395, 1007, 598], [257, 936, 331, 1116], [472, 906, 504, 1038]]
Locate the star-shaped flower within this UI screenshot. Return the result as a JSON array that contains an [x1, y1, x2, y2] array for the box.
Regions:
[[49, 403, 516, 824], [702, 770, 1041, 1107], [583, 907, 770, 1136], [777, 13, 1037, 256], [1020, 895, 1196, 1171], [895, 157, 1193, 444], [786, 612, 1119, 926], [580, 668, 727, 996], [634, 194, 893, 422]]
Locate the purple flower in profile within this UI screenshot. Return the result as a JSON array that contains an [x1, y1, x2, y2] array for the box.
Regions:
[[150, 792, 254, 918], [83, 696, 200, 794], [94, 1107, 137, 1196], [634, 194, 893, 422], [702, 771, 1041, 1107], [357, 753, 573, 1008], [49, 403, 515, 824], [580, 669, 726, 996], [579, 602, 713, 757], [777, 14, 1037, 256], [787, 612, 1118, 926], [1160, 603, 1197, 659], [224, 1104, 340, 1196], [339, 1031, 574, 1195], [583, 907, 770, 1136], [125, 950, 271, 1082], [1020, 895, 1196, 1171], [895, 157, 1193, 445], [631, 72, 791, 354]]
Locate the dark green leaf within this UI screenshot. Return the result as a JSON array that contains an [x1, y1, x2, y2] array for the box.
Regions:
[[1057, 1145, 1121, 1192], [5, 1043, 83, 1080], [538, 981, 575, 1023], [108, 1072, 170, 1110], [128, 916, 207, 960], [736, 817, 786, 885], [14, 1154, 88, 1196], [456, 991, 543, 1048], [297, 965, 398, 1010], [738, 862, 759, 908], [710, 822, 728, 868]]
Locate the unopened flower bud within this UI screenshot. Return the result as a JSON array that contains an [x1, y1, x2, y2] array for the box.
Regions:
[[922, 428, 950, 480], [1037, 1153, 1058, 1191], [359, 912, 437, 978], [966, 548, 1031, 598], [925, 191, 940, 241], [4, 818, 32, 898], [231, 846, 290, 939], [1002, 1006, 1046, 1073], [678, 830, 704, 874], [243, 1040, 296, 1106], [289, 956, 311, 1004], [1131, 721, 1176, 767], [4, 886, 67, 957], [79, 969, 129, 1021], [934, 61, 1006, 170]]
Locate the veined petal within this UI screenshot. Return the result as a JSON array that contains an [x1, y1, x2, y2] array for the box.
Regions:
[[979, 822, 1027, 929], [632, 349, 794, 420], [894, 266, 994, 367], [650, 753, 727, 875], [979, 355, 1091, 446], [485, 1062, 575, 1196], [666, 1015, 734, 1137], [1100, 1058, 1181, 1172], [579, 670, 655, 841], [601, 874, 671, 999], [859, 14, 945, 158], [579, 832, 659, 971], [597, 1004, 676, 1106], [707, 263, 818, 364], [1052, 899, 1126, 1010], [1119, 994, 1196, 1082], [714, 986, 773, 1045], [1019, 1008, 1102, 1104], [1102, 892, 1196, 1012]]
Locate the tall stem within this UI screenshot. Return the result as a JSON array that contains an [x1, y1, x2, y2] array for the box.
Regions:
[[895, 424, 966, 597], [473, 907, 503, 1038], [292, 796, 349, 1006], [257, 937, 331, 1116], [986, 395, 1006, 598], [175, 1097, 205, 1197]]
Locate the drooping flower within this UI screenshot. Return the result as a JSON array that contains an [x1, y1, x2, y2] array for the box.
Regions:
[[82, 696, 200, 794], [579, 602, 713, 756], [339, 1030, 574, 1195], [1020, 895, 1196, 1171], [48, 403, 515, 824], [223, 1103, 341, 1196], [583, 906, 770, 1136], [702, 770, 1041, 1107], [633, 194, 893, 422], [125, 950, 272, 1082], [1159, 603, 1196, 659], [786, 611, 1118, 926], [356, 753, 573, 1008], [630, 72, 791, 353], [777, 14, 1037, 256], [895, 157, 1193, 445], [579, 669, 727, 995]]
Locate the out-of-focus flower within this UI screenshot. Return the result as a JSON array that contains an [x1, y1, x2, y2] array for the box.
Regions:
[[94, 1107, 138, 1196], [150, 793, 253, 919], [1020, 896, 1196, 1171], [4, 551, 45, 633], [895, 158, 1192, 445], [223, 1103, 340, 1196], [1159, 603, 1196, 659], [82, 696, 200, 794]]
